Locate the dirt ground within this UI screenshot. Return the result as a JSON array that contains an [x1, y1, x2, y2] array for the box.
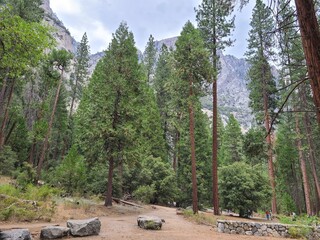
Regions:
[[0, 202, 282, 240]]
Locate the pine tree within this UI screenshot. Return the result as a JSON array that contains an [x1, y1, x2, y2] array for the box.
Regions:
[[195, 0, 235, 215], [75, 22, 150, 206], [220, 114, 244, 165], [143, 34, 157, 84], [69, 32, 90, 118], [174, 21, 211, 214], [245, 0, 278, 214]]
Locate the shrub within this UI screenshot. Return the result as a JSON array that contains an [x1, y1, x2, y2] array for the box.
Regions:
[[288, 226, 312, 239], [47, 146, 87, 194], [219, 162, 271, 217], [133, 185, 156, 203], [0, 145, 17, 176]]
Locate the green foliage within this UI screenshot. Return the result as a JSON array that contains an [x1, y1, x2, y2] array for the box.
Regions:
[[219, 162, 271, 217], [243, 127, 267, 165], [245, 0, 277, 123], [48, 146, 87, 194], [143, 34, 157, 83], [133, 156, 178, 204], [0, 145, 17, 175], [220, 114, 244, 165], [3, 0, 44, 22], [288, 226, 312, 239], [15, 162, 36, 188], [133, 185, 156, 203], [0, 183, 57, 221]]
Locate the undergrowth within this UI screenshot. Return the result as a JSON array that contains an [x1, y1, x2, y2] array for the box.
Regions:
[[0, 182, 59, 222], [182, 209, 220, 226]]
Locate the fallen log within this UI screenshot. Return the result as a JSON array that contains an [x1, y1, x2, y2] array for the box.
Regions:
[[112, 197, 143, 208]]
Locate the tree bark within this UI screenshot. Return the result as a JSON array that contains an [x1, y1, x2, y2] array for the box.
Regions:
[[300, 85, 320, 210], [0, 79, 15, 148], [36, 68, 64, 180], [105, 156, 114, 206], [294, 113, 312, 215], [212, 77, 219, 215], [294, 0, 320, 124], [263, 89, 277, 214], [189, 78, 198, 214]]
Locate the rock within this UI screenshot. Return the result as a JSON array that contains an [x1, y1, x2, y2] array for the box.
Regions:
[[137, 215, 163, 230], [0, 229, 32, 240], [40, 226, 70, 239], [217, 223, 225, 232], [67, 217, 101, 237]]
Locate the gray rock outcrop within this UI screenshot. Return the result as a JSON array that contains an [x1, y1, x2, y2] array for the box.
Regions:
[[137, 215, 163, 230], [67, 217, 101, 237], [40, 226, 70, 239], [0, 229, 32, 240]]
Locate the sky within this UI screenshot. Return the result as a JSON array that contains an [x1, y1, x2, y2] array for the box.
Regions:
[[51, 0, 254, 58]]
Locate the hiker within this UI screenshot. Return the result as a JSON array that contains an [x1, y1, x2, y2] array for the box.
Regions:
[[265, 210, 270, 220]]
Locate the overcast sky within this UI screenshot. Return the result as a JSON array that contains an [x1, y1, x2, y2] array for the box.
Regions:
[[51, 0, 254, 58]]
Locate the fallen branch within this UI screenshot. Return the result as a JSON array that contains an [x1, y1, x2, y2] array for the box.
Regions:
[[112, 197, 143, 208]]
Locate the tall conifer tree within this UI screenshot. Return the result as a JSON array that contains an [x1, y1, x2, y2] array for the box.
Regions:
[[195, 0, 235, 215], [245, 0, 278, 213], [174, 21, 211, 214], [143, 34, 157, 84]]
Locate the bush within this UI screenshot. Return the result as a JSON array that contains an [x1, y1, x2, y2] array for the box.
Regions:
[[132, 156, 178, 204], [0, 145, 17, 176], [219, 162, 271, 217], [47, 146, 87, 194], [15, 162, 37, 188], [133, 185, 156, 203], [0, 184, 57, 221], [288, 226, 312, 239]]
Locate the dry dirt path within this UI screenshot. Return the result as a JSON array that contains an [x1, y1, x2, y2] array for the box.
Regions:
[[1, 205, 281, 240]]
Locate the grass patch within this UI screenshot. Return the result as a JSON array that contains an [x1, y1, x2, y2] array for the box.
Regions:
[[182, 209, 221, 226], [0, 182, 58, 222], [279, 214, 320, 226]]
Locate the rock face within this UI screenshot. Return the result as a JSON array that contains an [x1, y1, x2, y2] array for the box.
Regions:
[[40, 226, 70, 239], [137, 215, 163, 230], [41, 0, 78, 53], [0, 229, 32, 240], [67, 217, 101, 237]]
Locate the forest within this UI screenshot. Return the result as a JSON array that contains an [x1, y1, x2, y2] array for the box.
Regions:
[[0, 0, 320, 224]]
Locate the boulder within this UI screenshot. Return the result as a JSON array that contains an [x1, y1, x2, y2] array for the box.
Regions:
[[137, 215, 163, 230], [0, 229, 32, 240], [67, 217, 101, 237], [40, 226, 70, 239]]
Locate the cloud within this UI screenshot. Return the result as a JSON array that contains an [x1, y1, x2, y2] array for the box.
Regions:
[[51, 0, 82, 15]]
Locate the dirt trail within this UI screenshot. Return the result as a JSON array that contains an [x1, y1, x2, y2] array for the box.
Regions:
[[1, 205, 281, 240]]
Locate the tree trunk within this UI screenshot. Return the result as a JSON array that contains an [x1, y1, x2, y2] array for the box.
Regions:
[[300, 85, 320, 208], [172, 130, 180, 171], [0, 68, 10, 117], [37, 68, 64, 180], [105, 156, 114, 206], [294, 113, 312, 215], [294, 0, 320, 124], [263, 91, 277, 214], [212, 77, 219, 215], [0, 79, 15, 148], [188, 78, 198, 214]]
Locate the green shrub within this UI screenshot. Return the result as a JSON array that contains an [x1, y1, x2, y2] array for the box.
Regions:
[[288, 226, 312, 239], [0, 146, 17, 176], [0, 183, 57, 221], [47, 146, 87, 194], [133, 185, 156, 203]]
